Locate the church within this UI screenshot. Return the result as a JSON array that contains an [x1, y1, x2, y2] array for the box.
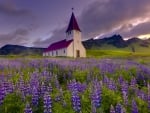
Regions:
[[43, 12, 86, 58]]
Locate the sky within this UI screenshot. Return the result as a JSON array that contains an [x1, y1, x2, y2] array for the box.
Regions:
[[0, 0, 150, 47]]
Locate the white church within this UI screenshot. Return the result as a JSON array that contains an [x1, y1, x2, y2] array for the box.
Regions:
[[43, 12, 86, 58]]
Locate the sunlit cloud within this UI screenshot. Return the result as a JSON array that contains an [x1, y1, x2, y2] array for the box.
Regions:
[[138, 34, 150, 39]]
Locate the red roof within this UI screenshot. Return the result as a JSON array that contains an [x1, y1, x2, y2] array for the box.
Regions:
[[66, 12, 81, 33], [44, 39, 73, 52]]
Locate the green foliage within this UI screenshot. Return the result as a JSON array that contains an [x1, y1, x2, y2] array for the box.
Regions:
[[0, 93, 25, 113], [73, 69, 88, 82], [101, 87, 122, 113], [135, 98, 148, 113], [116, 68, 137, 82], [11, 73, 20, 84]]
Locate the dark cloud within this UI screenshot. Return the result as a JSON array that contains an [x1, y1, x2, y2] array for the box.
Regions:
[[0, 28, 30, 47], [121, 21, 150, 38], [33, 27, 66, 47], [79, 0, 150, 38], [0, 1, 31, 16]]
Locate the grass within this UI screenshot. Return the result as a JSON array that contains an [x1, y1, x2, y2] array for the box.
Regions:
[[87, 49, 150, 59]]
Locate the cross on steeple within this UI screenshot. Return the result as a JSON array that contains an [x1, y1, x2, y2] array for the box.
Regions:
[[72, 7, 74, 12]]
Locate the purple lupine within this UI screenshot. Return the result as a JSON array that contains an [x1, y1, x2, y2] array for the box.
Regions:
[[132, 99, 138, 113], [91, 80, 102, 111], [40, 82, 47, 97], [24, 84, 31, 96], [121, 81, 128, 93], [68, 80, 86, 93], [7, 82, 14, 94], [115, 103, 125, 113], [118, 76, 124, 85], [91, 86, 102, 108], [137, 89, 147, 101], [122, 91, 128, 106], [24, 103, 32, 113], [3, 81, 13, 94], [71, 91, 81, 113], [130, 77, 136, 88], [110, 105, 116, 113], [148, 83, 150, 110], [108, 79, 117, 91], [0, 85, 5, 105], [47, 83, 52, 93], [32, 86, 39, 106], [121, 81, 128, 105], [43, 92, 52, 113]]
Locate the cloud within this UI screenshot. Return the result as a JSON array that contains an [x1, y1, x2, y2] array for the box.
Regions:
[[33, 0, 150, 47], [33, 27, 66, 47], [121, 21, 150, 38], [0, 1, 31, 16], [0, 28, 30, 47], [79, 0, 150, 38]]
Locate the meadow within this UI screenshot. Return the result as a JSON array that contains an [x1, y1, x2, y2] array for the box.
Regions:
[[0, 54, 150, 113]]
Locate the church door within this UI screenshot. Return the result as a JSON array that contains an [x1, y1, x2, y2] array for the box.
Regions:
[[76, 50, 80, 57]]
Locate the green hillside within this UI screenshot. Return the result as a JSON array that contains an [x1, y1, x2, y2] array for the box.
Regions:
[[87, 43, 150, 58]]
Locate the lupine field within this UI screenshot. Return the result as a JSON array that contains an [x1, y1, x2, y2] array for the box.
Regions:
[[0, 58, 150, 113]]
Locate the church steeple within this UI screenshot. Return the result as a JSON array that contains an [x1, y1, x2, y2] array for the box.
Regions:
[[66, 12, 81, 33]]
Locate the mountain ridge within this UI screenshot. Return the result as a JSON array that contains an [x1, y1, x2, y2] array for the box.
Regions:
[[83, 34, 150, 49]]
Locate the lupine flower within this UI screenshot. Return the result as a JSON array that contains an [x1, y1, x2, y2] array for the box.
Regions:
[[115, 103, 125, 113], [91, 87, 101, 108], [91, 101, 96, 113], [47, 83, 52, 93], [110, 105, 115, 113], [71, 91, 81, 112], [118, 76, 124, 85], [121, 81, 128, 93], [24, 103, 32, 113], [91, 80, 102, 110], [148, 83, 150, 110], [108, 79, 116, 91], [32, 86, 39, 106], [43, 92, 52, 113], [130, 77, 136, 88], [132, 99, 138, 113], [40, 82, 47, 96], [122, 91, 128, 105], [68, 79, 86, 93], [0, 85, 5, 105]]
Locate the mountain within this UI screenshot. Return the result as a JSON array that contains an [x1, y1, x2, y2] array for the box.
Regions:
[[83, 34, 150, 49], [0, 44, 45, 55], [0, 35, 149, 56]]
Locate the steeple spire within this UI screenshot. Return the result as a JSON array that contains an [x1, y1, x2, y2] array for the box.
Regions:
[[66, 10, 81, 33]]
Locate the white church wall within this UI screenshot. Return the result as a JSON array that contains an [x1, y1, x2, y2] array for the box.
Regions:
[[72, 30, 86, 58], [57, 48, 67, 56], [67, 42, 74, 57], [46, 48, 67, 57]]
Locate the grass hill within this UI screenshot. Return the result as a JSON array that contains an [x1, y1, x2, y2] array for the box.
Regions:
[[0, 44, 44, 56]]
